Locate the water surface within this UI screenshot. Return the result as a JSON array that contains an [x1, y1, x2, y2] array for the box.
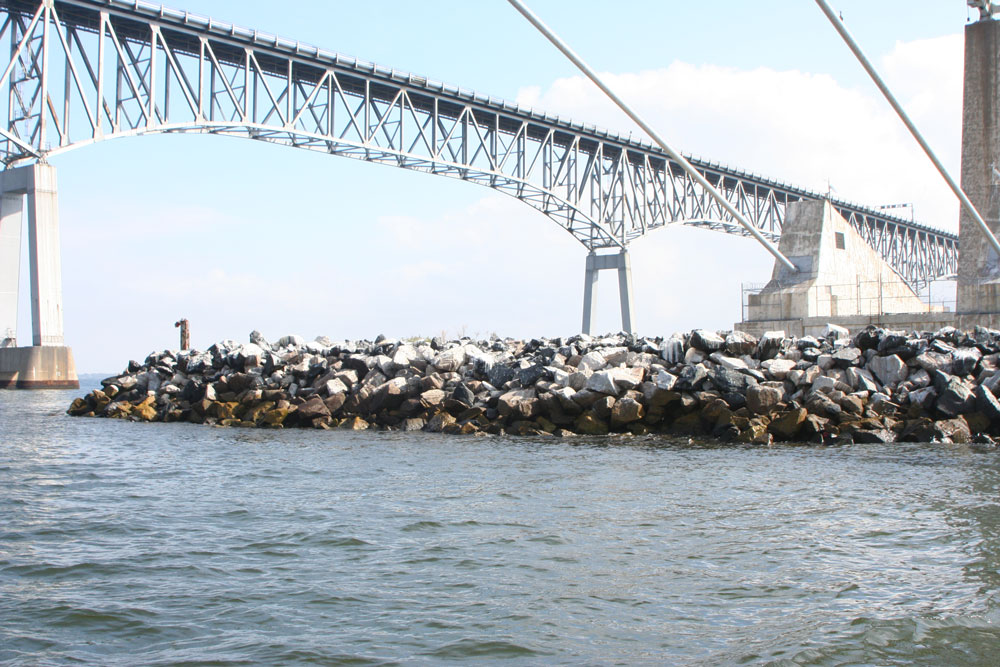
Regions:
[[2, 381, 999, 664]]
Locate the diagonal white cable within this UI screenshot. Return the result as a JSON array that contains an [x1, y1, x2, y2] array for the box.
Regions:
[[505, 0, 798, 273], [816, 0, 1000, 258]]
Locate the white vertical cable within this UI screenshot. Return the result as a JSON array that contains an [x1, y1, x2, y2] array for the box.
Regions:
[[816, 0, 1000, 257]]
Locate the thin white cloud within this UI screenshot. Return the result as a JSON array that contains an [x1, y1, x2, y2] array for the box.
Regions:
[[514, 34, 963, 231]]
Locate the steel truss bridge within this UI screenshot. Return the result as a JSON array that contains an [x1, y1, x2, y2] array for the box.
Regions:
[[0, 0, 959, 323]]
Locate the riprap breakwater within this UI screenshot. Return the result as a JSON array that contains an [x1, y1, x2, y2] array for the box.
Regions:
[[67, 327, 1000, 444]]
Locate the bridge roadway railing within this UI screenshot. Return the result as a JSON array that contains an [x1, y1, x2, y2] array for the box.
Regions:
[[0, 0, 958, 289]]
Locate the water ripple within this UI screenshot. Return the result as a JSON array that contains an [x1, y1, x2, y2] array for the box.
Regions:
[[2, 387, 999, 663]]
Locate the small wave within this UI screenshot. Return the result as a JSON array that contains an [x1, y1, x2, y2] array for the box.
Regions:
[[2, 561, 124, 579], [310, 536, 371, 547], [401, 521, 443, 532], [423, 638, 541, 659]]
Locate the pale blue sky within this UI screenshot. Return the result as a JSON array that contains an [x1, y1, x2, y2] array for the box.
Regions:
[[14, 1, 973, 372]]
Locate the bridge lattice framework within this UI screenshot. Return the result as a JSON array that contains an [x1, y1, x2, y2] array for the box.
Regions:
[[0, 0, 959, 344]]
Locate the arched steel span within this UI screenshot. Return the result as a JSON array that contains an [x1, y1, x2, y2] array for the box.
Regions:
[[0, 0, 958, 289]]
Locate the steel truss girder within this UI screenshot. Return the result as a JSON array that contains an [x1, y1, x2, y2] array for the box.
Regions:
[[0, 0, 959, 288]]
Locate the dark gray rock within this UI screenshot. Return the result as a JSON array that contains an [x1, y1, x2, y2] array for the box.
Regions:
[[709, 367, 757, 394], [877, 333, 909, 355], [852, 429, 896, 444], [975, 384, 1000, 422], [690, 329, 725, 353], [724, 331, 757, 356], [936, 378, 975, 417], [832, 347, 862, 368], [452, 384, 476, 408], [488, 364, 516, 389], [756, 331, 786, 360], [297, 396, 331, 421], [676, 364, 708, 391], [951, 348, 983, 377], [854, 327, 881, 352], [518, 364, 549, 387]]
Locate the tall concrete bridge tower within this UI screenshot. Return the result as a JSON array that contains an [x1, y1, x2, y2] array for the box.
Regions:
[[960, 4, 1000, 315], [0, 163, 77, 388]]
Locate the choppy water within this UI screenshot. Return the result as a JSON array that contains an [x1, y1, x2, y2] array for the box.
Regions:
[[2, 380, 1000, 665]]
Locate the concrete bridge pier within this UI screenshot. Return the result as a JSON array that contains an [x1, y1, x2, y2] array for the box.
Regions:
[[581, 249, 634, 335], [959, 15, 1000, 318], [0, 163, 77, 389]]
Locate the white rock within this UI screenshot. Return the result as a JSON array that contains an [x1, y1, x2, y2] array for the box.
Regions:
[[915, 352, 951, 374], [432, 346, 467, 372], [602, 347, 629, 366], [867, 354, 908, 388], [568, 370, 592, 391], [811, 375, 838, 393], [324, 378, 349, 396], [277, 334, 305, 348], [553, 386, 579, 412], [660, 336, 685, 364], [655, 369, 678, 391], [684, 347, 706, 365], [824, 323, 850, 340], [846, 367, 879, 392], [578, 351, 608, 372], [762, 358, 797, 380], [611, 367, 645, 391], [585, 370, 619, 395], [392, 344, 419, 369], [710, 353, 749, 371]]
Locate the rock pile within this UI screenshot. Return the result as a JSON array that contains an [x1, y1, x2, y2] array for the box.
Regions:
[[67, 326, 1000, 444]]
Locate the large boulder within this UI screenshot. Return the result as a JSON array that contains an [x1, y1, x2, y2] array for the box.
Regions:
[[846, 367, 879, 393], [915, 351, 952, 374], [690, 329, 725, 353], [660, 336, 684, 364], [762, 358, 796, 380], [367, 377, 408, 412], [936, 378, 975, 417], [610, 397, 644, 426], [432, 346, 467, 372], [768, 408, 807, 441], [976, 384, 1000, 422], [297, 396, 331, 422], [574, 413, 609, 435], [654, 369, 678, 391], [585, 370, 619, 396], [936, 417, 971, 443], [725, 331, 758, 356], [709, 367, 757, 394], [867, 354, 908, 388], [756, 331, 786, 360], [497, 389, 540, 419], [747, 384, 783, 415], [577, 351, 608, 372], [831, 347, 862, 368], [951, 348, 983, 377]]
